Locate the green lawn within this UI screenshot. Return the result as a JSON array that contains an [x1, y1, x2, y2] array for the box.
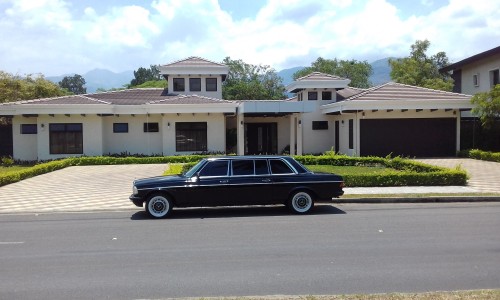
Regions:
[[0, 165, 32, 176], [306, 164, 393, 175]]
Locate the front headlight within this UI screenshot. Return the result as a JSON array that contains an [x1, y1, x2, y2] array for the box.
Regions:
[[133, 185, 138, 195]]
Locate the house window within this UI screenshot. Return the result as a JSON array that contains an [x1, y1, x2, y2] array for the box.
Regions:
[[322, 91, 332, 100], [490, 69, 499, 87], [348, 119, 354, 149], [308, 92, 318, 100], [173, 78, 185, 92], [312, 121, 328, 130], [176, 122, 207, 152], [189, 78, 201, 92], [143, 123, 159, 132], [21, 124, 37, 134], [473, 74, 480, 87], [49, 123, 83, 154], [206, 78, 217, 91], [113, 123, 128, 133]]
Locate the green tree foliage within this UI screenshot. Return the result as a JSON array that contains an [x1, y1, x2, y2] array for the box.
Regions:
[[58, 74, 87, 94], [129, 65, 162, 87], [222, 57, 286, 100], [0, 71, 70, 103], [389, 39, 453, 91], [293, 57, 373, 88], [132, 80, 167, 89], [471, 84, 500, 129]]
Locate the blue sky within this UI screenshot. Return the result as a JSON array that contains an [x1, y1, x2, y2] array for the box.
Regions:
[[0, 0, 498, 76]]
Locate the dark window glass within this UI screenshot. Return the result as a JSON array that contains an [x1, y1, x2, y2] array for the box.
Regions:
[[232, 160, 254, 176], [322, 91, 332, 100], [270, 159, 294, 174], [199, 160, 229, 177], [113, 123, 128, 133], [176, 122, 207, 152], [206, 78, 217, 91], [349, 119, 354, 149], [21, 124, 37, 134], [308, 92, 318, 100], [312, 121, 328, 130], [173, 78, 185, 92], [143, 123, 159, 132], [189, 78, 201, 91], [491, 69, 500, 87], [255, 160, 269, 175], [49, 123, 83, 154]]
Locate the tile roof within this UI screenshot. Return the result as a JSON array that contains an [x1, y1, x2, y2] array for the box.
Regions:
[[341, 82, 471, 102], [2, 89, 234, 106], [296, 72, 345, 81], [161, 56, 226, 68], [337, 87, 366, 100]]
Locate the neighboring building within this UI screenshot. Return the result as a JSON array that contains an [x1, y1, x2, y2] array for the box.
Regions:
[[0, 56, 474, 161], [440, 45, 500, 94], [440, 46, 500, 151]]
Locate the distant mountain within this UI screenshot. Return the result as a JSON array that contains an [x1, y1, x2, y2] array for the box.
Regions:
[[47, 69, 134, 93], [277, 58, 394, 89]]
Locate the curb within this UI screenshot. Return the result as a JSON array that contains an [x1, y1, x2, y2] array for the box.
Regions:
[[333, 196, 500, 204]]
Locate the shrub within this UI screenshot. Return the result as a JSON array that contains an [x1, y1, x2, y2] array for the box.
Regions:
[[458, 149, 500, 163]]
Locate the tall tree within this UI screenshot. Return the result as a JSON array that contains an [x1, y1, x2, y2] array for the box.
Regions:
[[0, 71, 69, 103], [389, 40, 453, 91], [471, 84, 500, 129], [129, 65, 161, 87], [222, 57, 286, 100], [293, 57, 373, 88], [59, 74, 87, 94]]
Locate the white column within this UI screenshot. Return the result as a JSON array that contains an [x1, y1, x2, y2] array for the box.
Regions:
[[237, 113, 245, 155], [289, 115, 296, 155], [297, 115, 303, 155]]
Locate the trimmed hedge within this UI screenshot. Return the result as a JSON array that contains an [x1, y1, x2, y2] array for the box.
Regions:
[[458, 149, 500, 163], [294, 155, 467, 187], [1, 154, 468, 188]]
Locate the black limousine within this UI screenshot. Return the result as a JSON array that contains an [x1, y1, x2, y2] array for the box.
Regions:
[[130, 156, 344, 218]]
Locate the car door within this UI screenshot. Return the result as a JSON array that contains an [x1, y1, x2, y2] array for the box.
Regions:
[[225, 159, 272, 205], [195, 159, 232, 207]]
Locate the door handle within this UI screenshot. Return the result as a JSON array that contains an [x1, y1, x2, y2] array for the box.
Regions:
[[219, 180, 228, 183], [261, 178, 271, 183]]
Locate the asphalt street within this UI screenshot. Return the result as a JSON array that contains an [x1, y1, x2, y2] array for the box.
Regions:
[[1, 203, 499, 299]]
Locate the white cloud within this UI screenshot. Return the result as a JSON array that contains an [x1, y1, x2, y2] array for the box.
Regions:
[[0, 0, 499, 76]]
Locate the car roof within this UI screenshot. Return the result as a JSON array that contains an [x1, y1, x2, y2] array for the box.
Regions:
[[206, 155, 291, 160]]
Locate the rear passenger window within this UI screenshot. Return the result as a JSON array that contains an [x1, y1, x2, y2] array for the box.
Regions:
[[199, 160, 229, 177], [269, 159, 294, 174], [232, 160, 254, 176], [255, 160, 269, 175]]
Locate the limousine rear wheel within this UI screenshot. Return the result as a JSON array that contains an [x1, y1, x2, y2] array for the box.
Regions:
[[288, 191, 314, 214], [146, 193, 173, 218]]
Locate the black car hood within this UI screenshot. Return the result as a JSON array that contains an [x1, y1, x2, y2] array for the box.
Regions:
[[133, 174, 187, 187]]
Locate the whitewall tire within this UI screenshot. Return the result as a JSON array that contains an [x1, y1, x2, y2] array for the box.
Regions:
[[288, 191, 314, 214], [146, 194, 173, 218]]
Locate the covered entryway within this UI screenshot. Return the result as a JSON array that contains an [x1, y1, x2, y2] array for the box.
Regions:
[[246, 123, 277, 154], [360, 118, 456, 157]]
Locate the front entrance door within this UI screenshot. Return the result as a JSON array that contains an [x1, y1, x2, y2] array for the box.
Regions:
[[246, 123, 278, 155], [0, 120, 13, 157]]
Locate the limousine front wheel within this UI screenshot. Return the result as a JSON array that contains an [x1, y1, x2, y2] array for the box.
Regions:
[[146, 193, 173, 218], [288, 191, 314, 214]]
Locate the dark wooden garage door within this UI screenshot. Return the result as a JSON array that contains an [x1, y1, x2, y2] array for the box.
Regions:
[[360, 118, 456, 157]]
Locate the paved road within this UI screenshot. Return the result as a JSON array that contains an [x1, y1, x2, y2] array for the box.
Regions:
[[1, 203, 499, 299]]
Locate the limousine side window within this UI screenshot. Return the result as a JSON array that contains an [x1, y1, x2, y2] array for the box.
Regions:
[[255, 160, 269, 175], [269, 159, 294, 174], [232, 160, 254, 176], [199, 160, 229, 177]]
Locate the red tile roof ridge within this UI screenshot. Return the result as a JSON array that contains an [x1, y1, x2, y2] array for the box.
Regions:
[[296, 71, 345, 81], [148, 94, 233, 104], [161, 56, 226, 67]]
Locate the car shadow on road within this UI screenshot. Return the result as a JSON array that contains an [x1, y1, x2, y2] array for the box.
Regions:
[[130, 204, 346, 220]]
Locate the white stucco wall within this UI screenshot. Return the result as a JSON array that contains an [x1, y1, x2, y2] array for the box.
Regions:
[[162, 113, 226, 155], [12, 116, 38, 161], [35, 114, 104, 160], [102, 115, 163, 155], [460, 52, 500, 95]]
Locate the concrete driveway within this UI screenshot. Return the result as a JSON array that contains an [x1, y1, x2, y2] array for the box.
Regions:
[[416, 158, 500, 193], [0, 164, 167, 214]]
